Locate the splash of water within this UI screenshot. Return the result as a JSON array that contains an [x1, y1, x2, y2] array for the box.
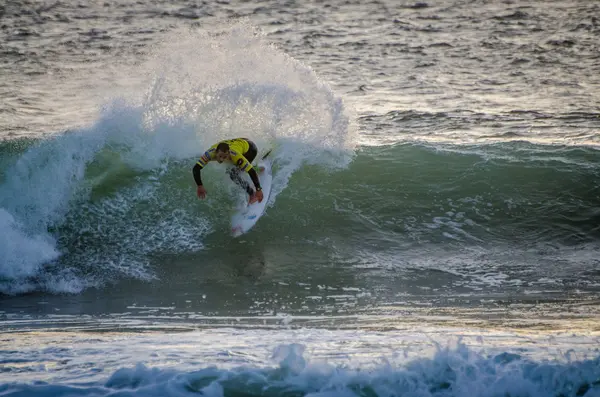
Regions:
[[0, 21, 356, 294]]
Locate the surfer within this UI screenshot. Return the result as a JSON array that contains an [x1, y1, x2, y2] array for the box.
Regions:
[[193, 138, 264, 204]]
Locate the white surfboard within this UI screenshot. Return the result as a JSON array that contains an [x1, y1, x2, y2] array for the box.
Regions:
[[231, 158, 272, 237]]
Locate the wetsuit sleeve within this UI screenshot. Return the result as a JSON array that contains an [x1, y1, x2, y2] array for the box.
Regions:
[[192, 163, 203, 186], [192, 149, 215, 186], [248, 168, 261, 190]]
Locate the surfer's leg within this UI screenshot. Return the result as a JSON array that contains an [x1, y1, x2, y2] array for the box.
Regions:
[[228, 168, 253, 195], [244, 140, 258, 163], [243, 140, 265, 173]]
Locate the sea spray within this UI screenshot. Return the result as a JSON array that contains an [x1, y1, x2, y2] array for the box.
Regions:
[[0, 22, 356, 295]]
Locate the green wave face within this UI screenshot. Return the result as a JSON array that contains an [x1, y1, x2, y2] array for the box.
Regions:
[[5, 136, 599, 295]]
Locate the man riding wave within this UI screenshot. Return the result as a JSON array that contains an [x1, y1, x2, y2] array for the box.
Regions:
[[192, 138, 264, 204]]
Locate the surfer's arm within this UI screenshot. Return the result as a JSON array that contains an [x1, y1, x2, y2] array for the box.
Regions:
[[192, 163, 203, 186], [248, 168, 261, 191], [192, 150, 214, 186], [234, 154, 261, 191]]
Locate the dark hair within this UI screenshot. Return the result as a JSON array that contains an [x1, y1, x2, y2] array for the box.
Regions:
[[216, 142, 230, 152]]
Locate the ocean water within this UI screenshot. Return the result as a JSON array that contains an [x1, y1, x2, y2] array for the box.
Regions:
[[1, 1, 600, 396]]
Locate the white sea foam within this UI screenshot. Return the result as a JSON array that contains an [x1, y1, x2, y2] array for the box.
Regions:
[[1, 327, 599, 396]]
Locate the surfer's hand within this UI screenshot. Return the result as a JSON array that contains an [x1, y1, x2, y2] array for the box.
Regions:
[[197, 185, 207, 199], [248, 190, 264, 205]]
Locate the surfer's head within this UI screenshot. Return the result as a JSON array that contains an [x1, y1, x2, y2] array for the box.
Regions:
[[215, 143, 230, 163]]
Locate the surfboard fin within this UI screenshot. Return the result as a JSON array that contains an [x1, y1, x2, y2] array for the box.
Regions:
[[261, 149, 273, 160]]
